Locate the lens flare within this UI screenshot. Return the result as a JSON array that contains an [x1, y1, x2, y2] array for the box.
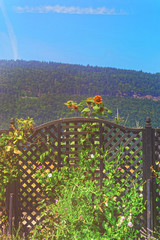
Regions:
[[0, 0, 18, 60]]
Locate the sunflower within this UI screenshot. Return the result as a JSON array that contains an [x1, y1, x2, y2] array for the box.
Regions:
[[93, 95, 102, 104], [66, 100, 73, 108], [86, 98, 93, 105], [72, 105, 79, 111]]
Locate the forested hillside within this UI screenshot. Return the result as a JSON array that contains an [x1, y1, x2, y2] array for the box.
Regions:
[[1, 59, 160, 129]]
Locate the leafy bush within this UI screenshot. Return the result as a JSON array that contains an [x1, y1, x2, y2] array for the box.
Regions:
[[30, 145, 144, 240], [0, 117, 34, 223]]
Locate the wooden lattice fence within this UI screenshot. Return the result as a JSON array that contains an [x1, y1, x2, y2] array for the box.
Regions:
[[0, 117, 159, 237]]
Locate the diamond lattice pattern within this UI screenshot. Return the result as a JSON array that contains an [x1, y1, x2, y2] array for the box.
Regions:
[[0, 119, 144, 234]]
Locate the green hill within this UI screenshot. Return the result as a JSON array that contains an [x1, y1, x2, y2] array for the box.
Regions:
[[0, 60, 160, 129]]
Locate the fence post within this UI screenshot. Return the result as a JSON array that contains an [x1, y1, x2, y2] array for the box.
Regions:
[[5, 118, 20, 232], [8, 193, 14, 237], [142, 117, 156, 235]]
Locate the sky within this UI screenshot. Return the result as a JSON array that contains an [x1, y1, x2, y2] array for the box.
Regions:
[[0, 0, 160, 73]]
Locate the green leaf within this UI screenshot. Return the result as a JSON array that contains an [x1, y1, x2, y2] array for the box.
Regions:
[[81, 108, 90, 113], [77, 105, 83, 111], [17, 135, 23, 140], [107, 110, 112, 115], [93, 105, 100, 111]]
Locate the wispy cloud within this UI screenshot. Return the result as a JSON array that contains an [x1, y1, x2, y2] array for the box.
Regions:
[[15, 5, 126, 15], [0, 0, 18, 60]]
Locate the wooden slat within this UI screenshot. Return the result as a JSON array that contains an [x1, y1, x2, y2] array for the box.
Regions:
[[62, 130, 99, 135]]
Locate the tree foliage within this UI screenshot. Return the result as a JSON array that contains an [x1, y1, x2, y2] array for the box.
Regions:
[[0, 60, 160, 128]]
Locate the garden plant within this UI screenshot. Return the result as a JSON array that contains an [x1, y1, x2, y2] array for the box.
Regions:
[[29, 145, 144, 240], [0, 117, 35, 225], [28, 96, 144, 239], [0, 95, 159, 239]]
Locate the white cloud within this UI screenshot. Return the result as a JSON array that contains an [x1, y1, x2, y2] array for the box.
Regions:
[[15, 5, 126, 15], [0, 0, 18, 60]]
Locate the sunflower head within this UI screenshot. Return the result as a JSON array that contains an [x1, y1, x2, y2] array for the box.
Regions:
[[93, 95, 102, 104], [86, 98, 93, 105], [66, 100, 73, 108], [72, 105, 79, 111]]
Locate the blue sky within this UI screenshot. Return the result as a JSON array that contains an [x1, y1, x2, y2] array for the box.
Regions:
[[0, 0, 160, 73]]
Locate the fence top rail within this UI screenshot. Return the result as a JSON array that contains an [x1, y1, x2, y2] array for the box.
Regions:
[[0, 117, 144, 135], [32, 117, 143, 133]]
